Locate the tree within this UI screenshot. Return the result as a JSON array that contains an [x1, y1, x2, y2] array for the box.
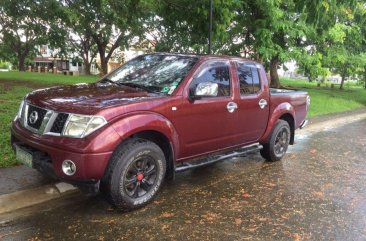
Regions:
[[144, 0, 236, 53], [297, 52, 330, 82], [63, 0, 148, 75], [62, 4, 98, 76], [353, 2, 366, 89], [68, 30, 97, 75], [222, 0, 320, 88], [320, 2, 364, 90], [0, 0, 63, 71]]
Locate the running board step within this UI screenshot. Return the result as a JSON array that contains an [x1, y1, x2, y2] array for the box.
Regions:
[[175, 143, 263, 172]]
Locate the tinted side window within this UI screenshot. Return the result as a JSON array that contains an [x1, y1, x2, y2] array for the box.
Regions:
[[190, 62, 231, 97], [252, 68, 260, 93], [237, 64, 253, 95], [237, 62, 261, 95]]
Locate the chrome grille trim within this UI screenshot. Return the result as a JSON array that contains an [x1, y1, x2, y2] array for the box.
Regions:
[[21, 103, 68, 136]]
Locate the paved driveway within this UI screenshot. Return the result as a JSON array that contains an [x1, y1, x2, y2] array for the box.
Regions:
[[1, 119, 366, 241]]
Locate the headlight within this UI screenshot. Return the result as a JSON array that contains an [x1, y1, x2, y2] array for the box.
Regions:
[[63, 114, 107, 138], [14, 99, 25, 121]]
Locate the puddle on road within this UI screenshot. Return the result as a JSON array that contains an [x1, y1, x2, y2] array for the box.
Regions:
[[289, 123, 344, 153], [288, 133, 310, 153]]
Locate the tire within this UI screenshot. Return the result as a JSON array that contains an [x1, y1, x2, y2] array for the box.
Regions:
[[101, 138, 166, 211], [260, 120, 291, 162]]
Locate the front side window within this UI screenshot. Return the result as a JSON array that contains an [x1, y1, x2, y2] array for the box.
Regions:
[[105, 54, 198, 95], [190, 61, 231, 97], [236, 62, 261, 95]]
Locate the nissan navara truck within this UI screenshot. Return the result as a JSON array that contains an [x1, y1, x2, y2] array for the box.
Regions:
[[11, 53, 309, 210]]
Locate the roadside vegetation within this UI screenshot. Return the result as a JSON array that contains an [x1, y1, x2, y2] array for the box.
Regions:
[[1, 1, 366, 89], [0, 72, 98, 168], [0, 73, 365, 167], [0, 71, 98, 85], [281, 79, 366, 117]]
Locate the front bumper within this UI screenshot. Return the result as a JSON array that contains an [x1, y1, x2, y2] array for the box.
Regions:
[[11, 119, 118, 183]]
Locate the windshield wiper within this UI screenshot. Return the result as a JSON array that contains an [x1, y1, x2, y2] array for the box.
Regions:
[[101, 80, 166, 95], [100, 78, 120, 85], [120, 82, 158, 93]]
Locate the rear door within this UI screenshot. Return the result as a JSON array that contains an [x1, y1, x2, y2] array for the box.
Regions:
[[234, 61, 270, 143], [172, 60, 240, 159]]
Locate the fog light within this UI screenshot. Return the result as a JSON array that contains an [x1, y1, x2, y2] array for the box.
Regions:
[[62, 160, 76, 176]]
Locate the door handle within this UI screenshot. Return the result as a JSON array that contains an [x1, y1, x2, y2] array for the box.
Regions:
[[227, 102, 238, 113], [259, 99, 267, 109]]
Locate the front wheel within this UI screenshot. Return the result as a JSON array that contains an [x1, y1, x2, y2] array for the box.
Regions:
[[260, 120, 290, 162], [101, 139, 166, 211]]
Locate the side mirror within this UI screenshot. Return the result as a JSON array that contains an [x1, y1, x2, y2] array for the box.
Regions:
[[194, 82, 218, 98]]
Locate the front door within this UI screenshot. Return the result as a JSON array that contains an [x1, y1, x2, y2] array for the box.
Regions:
[[172, 60, 240, 159]]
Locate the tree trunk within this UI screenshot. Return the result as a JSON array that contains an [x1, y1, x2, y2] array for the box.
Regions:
[[100, 57, 108, 76], [18, 55, 26, 71], [84, 61, 91, 75], [94, 41, 109, 76], [340, 75, 345, 90], [269, 56, 281, 88], [364, 67, 366, 89]]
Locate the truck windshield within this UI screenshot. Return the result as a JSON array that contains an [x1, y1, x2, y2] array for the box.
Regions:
[[105, 54, 198, 95]]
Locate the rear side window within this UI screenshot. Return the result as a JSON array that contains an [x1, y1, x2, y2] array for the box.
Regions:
[[236, 62, 261, 95], [190, 61, 231, 97]]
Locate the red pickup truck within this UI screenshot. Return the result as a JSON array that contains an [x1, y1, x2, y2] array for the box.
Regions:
[[11, 53, 309, 210]]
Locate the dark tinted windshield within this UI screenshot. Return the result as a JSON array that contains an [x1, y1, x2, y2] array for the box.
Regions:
[[106, 54, 198, 95]]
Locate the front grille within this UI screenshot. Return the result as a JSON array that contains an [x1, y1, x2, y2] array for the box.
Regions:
[[21, 103, 72, 136], [26, 105, 47, 130], [50, 113, 69, 134]]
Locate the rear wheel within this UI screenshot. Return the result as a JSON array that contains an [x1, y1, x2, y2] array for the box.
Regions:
[[260, 120, 290, 162], [101, 139, 166, 211]]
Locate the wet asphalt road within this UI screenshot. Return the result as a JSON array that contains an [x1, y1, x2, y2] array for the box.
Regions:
[[1, 119, 366, 241]]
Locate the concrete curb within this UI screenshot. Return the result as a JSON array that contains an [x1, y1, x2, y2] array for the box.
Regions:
[[0, 182, 78, 214], [1, 109, 365, 215]]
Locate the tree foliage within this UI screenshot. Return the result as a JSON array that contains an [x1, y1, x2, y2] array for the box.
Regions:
[[62, 0, 148, 75], [0, 0, 65, 71], [0, 0, 364, 90], [143, 0, 236, 53], [318, 1, 365, 89]]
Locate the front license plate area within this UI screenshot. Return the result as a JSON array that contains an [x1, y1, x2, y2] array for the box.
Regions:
[[15, 145, 33, 168]]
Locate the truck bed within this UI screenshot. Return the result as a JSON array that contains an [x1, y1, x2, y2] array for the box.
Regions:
[[269, 88, 309, 129]]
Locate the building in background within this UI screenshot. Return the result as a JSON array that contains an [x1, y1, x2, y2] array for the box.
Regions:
[[32, 45, 98, 74], [32, 45, 70, 73], [32, 40, 155, 75]]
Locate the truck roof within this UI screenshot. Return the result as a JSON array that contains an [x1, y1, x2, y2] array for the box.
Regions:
[[146, 52, 260, 64]]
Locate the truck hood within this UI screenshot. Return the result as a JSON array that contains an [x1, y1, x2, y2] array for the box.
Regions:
[[26, 82, 163, 115]]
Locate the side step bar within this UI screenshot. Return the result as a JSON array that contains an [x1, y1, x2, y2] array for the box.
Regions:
[[175, 143, 263, 172]]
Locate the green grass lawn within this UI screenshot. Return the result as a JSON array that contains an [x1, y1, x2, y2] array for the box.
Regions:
[[0, 72, 365, 168], [0, 71, 98, 85], [0, 72, 99, 167], [281, 78, 366, 118]]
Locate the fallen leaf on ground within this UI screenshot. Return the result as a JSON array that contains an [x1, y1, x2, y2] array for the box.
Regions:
[[160, 212, 174, 218], [242, 193, 254, 198], [235, 218, 242, 225], [312, 191, 324, 198]]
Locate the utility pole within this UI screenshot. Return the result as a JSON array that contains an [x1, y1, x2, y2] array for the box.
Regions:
[[208, 0, 213, 54]]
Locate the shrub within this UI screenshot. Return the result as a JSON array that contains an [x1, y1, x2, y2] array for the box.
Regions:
[[0, 61, 11, 70]]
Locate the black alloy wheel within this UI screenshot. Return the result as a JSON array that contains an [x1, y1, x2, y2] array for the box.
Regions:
[[124, 156, 158, 198], [274, 128, 289, 156], [260, 120, 291, 162], [101, 139, 166, 211]]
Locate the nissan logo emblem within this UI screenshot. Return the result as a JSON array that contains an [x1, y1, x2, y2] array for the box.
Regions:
[[29, 111, 39, 124]]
